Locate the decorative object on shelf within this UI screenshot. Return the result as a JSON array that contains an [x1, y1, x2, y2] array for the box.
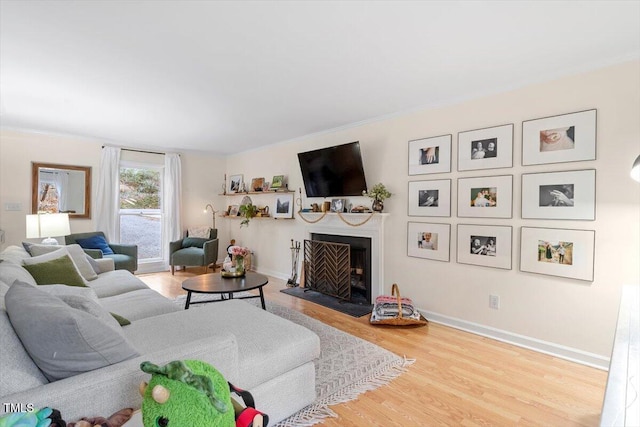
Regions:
[[330, 198, 346, 213], [458, 124, 513, 171], [408, 134, 452, 175], [522, 169, 596, 220], [287, 240, 301, 287], [222, 173, 227, 195], [251, 177, 265, 192], [457, 224, 513, 270], [457, 175, 513, 218], [239, 203, 258, 227], [228, 205, 239, 217], [520, 226, 595, 281], [203, 203, 217, 229], [273, 193, 294, 218], [407, 222, 451, 262], [25, 213, 71, 245], [257, 206, 270, 217], [363, 183, 391, 212], [408, 179, 451, 217], [262, 182, 270, 192], [522, 109, 596, 166], [271, 175, 285, 189], [228, 174, 243, 193]]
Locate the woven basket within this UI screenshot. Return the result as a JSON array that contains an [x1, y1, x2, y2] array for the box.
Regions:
[[370, 283, 428, 326]]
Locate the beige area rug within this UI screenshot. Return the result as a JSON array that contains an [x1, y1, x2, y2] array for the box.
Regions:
[[174, 294, 414, 427]]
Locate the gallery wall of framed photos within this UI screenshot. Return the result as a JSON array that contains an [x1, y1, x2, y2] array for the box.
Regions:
[[406, 108, 597, 282]]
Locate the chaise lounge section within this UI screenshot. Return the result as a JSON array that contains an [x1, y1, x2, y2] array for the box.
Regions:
[[0, 245, 320, 424]]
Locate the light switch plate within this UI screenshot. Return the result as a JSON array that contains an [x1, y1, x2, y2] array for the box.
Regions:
[[4, 202, 22, 211]]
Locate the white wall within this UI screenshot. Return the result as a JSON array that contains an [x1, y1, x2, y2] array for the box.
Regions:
[[224, 60, 640, 366], [1, 60, 638, 367]]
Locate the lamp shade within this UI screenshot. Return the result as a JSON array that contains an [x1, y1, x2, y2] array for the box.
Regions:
[[26, 213, 70, 243], [631, 155, 640, 182]]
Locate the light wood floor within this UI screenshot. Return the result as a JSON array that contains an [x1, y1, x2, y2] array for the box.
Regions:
[[138, 270, 607, 426]]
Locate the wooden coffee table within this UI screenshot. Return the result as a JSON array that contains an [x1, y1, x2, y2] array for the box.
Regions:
[[181, 272, 269, 310]]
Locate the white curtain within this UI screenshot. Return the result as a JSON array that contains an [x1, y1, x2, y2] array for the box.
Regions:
[[96, 146, 121, 242], [163, 153, 182, 262]]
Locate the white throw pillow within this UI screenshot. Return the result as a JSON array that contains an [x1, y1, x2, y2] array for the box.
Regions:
[[188, 226, 211, 238]]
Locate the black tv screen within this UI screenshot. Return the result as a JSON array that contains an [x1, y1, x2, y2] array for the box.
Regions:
[[298, 142, 368, 198]]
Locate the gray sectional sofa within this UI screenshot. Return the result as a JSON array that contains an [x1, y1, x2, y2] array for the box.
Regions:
[[0, 244, 320, 424]]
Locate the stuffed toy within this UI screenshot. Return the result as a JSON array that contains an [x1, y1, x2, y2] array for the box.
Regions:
[[139, 360, 268, 427], [0, 407, 65, 427], [139, 360, 235, 427]]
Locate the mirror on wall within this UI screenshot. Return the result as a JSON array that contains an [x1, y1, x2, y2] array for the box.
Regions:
[[31, 162, 91, 219]]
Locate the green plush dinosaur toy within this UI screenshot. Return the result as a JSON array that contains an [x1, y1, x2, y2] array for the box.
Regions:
[[139, 360, 235, 427]]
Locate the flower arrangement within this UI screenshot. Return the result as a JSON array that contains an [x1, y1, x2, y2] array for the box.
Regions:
[[362, 183, 392, 202], [229, 246, 250, 257]]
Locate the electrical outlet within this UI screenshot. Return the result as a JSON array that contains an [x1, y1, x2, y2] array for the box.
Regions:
[[489, 294, 500, 310]]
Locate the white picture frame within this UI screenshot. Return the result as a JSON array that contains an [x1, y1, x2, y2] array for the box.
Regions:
[[408, 134, 452, 175], [408, 179, 451, 217], [520, 227, 595, 281], [458, 124, 513, 171], [522, 169, 596, 220], [457, 224, 512, 270], [407, 222, 450, 262], [457, 175, 513, 218], [273, 193, 294, 218], [228, 174, 243, 193], [522, 109, 597, 166]]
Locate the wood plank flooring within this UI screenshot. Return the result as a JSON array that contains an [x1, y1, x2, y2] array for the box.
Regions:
[[138, 270, 607, 426]]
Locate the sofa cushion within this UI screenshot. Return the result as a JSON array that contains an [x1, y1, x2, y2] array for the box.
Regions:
[[0, 245, 32, 265], [23, 253, 87, 287], [26, 243, 99, 281], [0, 307, 49, 396], [39, 285, 122, 331], [0, 259, 38, 287], [87, 270, 149, 298], [76, 235, 115, 255], [99, 289, 180, 321], [181, 237, 208, 248], [4, 280, 139, 381]]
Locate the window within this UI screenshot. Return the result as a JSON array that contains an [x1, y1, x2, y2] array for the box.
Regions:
[[119, 166, 163, 261]]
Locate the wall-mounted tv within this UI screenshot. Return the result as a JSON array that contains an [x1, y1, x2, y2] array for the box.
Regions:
[[298, 141, 368, 198]]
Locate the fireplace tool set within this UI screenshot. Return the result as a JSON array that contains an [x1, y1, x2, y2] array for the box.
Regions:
[[286, 239, 301, 287]]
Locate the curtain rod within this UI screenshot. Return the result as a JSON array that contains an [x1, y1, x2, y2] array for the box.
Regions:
[[101, 146, 167, 156]]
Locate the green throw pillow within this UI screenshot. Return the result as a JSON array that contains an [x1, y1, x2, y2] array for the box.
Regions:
[[110, 312, 131, 326], [182, 237, 208, 248], [23, 255, 87, 287]]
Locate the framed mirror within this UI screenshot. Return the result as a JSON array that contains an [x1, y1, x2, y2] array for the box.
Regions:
[[32, 162, 91, 219]]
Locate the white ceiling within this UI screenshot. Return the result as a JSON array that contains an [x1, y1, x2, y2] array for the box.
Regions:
[[1, 1, 639, 155]]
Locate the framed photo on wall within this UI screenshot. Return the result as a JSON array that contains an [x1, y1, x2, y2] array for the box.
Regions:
[[407, 222, 450, 262], [228, 174, 243, 193], [457, 224, 512, 270], [408, 134, 452, 175], [457, 175, 513, 218], [273, 193, 294, 218], [408, 179, 451, 217], [458, 124, 513, 171], [522, 169, 596, 220], [520, 227, 595, 281], [522, 109, 596, 166]]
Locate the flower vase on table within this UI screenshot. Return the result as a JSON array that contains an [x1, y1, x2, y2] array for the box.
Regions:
[[221, 245, 250, 277]]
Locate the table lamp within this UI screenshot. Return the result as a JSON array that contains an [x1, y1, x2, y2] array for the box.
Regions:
[[26, 213, 70, 245]]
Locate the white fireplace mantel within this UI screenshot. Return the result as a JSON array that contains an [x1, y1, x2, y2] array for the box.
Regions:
[[301, 212, 388, 300]]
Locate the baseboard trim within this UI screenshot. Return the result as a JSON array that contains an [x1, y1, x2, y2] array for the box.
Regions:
[[256, 267, 610, 370], [420, 309, 610, 370]]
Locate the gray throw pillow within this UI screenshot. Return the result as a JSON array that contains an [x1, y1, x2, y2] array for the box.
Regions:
[[27, 244, 98, 281], [4, 280, 139, 381]]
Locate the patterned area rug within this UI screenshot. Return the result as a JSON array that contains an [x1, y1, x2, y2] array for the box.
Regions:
[[174, 293, 414, 426]]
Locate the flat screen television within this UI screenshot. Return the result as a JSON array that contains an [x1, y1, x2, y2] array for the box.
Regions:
[[298, 141, 368, 198]]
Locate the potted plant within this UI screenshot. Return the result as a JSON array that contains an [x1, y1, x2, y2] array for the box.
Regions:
[[239, 204, 258, 227], [363, 183, 392, 212]]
